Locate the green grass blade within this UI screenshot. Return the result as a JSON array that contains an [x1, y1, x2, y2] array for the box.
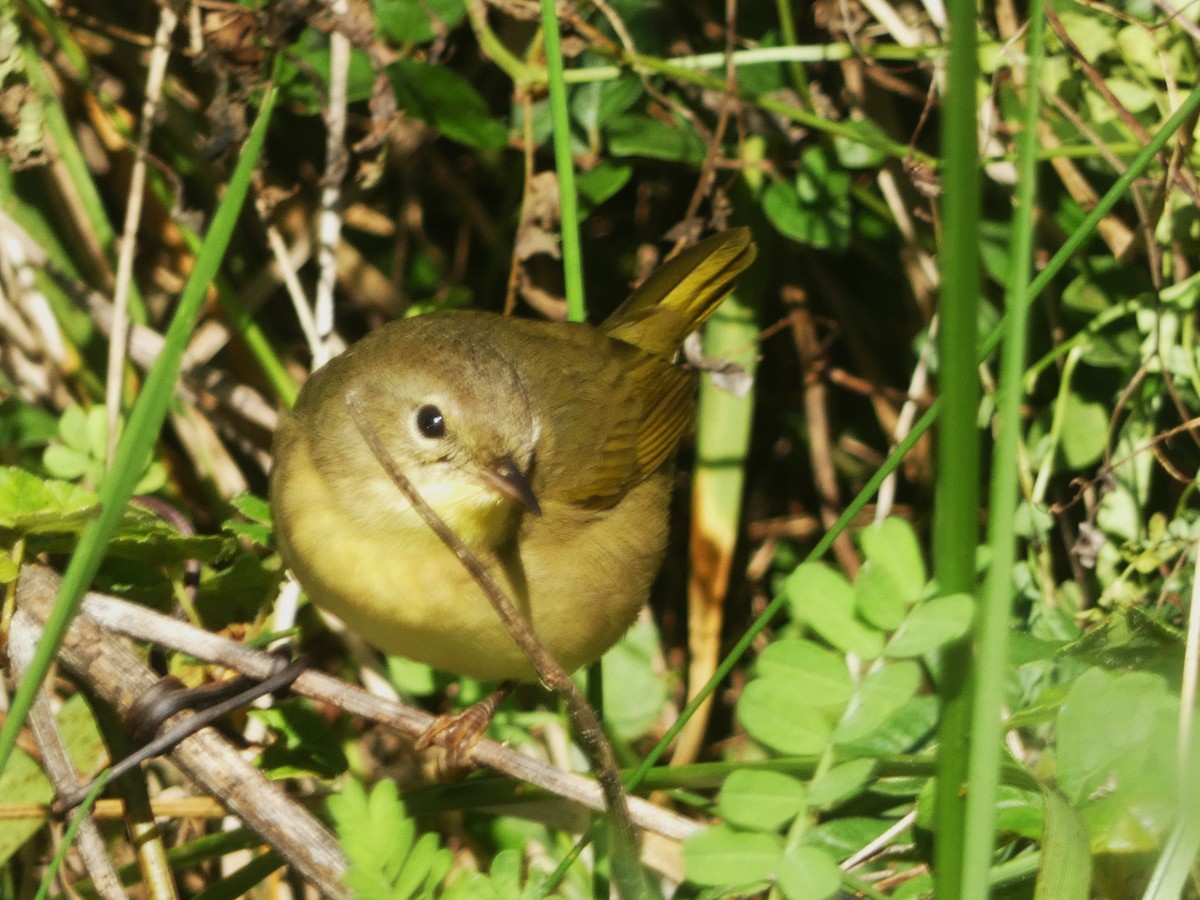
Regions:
[[633, 80, 1200, 794], [992, 82, 1200, 357], [0, 85, 279, 776], [1033, 786, 1091, 900], [931, 0, 983, 892], [1140, 748, 1200, 900], [631, 403, 939, 783], [964, 1, 1048, 892], [32, 775, 108, 900], [538, 0, 585, 323], [22, 39, 145, 322]]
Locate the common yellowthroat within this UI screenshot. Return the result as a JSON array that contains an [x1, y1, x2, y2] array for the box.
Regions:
[[270, 228, 756, 681]]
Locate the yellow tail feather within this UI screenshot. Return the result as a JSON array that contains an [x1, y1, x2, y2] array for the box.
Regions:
[[600, 228, 757, 358]]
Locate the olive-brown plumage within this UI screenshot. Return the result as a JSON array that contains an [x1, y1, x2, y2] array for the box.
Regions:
[[270, 229, 755, 680]]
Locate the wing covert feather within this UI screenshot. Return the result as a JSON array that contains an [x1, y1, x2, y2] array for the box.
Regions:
[[497, 321, 696, 506]]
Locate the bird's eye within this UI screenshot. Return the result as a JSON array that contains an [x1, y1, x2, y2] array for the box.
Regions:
[[415, 404, 446, 439]]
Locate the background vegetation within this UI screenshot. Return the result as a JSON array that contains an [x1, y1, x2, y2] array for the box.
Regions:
[[1, 0, 1198, 897]]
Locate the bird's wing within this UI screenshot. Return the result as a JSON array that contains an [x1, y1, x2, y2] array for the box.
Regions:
[[509, 322, 697, 508]]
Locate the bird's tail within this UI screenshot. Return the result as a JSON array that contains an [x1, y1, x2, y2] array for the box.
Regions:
[[600, 227, 757, 359]]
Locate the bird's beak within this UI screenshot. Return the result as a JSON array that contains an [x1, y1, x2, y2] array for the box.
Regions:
[[479, 456, 542, 516]]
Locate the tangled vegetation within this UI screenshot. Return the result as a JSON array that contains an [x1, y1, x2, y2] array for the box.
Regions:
[[1, 0, 1199, 897]]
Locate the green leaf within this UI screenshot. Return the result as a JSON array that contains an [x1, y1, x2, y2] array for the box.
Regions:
[[1054, 11, 1115, 64], [600, 617, 668, 739], [755, 639, 854, 712], [0, 397, 57, 452], [606, 113, 706, 165], [894, 873, 935, 898], [738, 678, 832, 755], [196, 554, 276, 630], [231, 492, 272, 524], [1034, 786, 1092, 900], [1058, 394, 1108, 469], [854, 560, 910, 631], [84, 406, 108, 461], [57, 404, 89, 453], [1105, 76, 1158, 114], [684, 825, 783, 887], [833, 120, 890, 169], [1014, 499, 1055, 538], [393, 832, 447, 898], [388, 59, 507, 149], [776, 846, 843, 900], [884, 593, 974, 657], [224, 519, 272, 548], [837, 695, 938, 756], [1056, 667, 1175, 805], [226, 492, 274, 547], [763, 148, 852, 250], [807, 759, 876, 810], [785, 562, 884, 659], [1058, 607, 1184, 678], [717, 769, 808, 832], [857, 517, 926, 600], [386, 655, 438, 696], [570, 74, 643, 133], [995, 784, 1045, 840], [805, 816, 895, 857], [833, 661, 921, 744], [1115, 25, 1170, 80], [332, 779, 445, 895], [0, 696, 104, 867], [576, 162, 632, 217], [488, 848, 523, 895], [278, 27, 377, 112], [762, 182, 810, 244], [42, 444, 90, 480], [593, 76, 644, 128], [252, 699, 348, 779], [103, 530, 236, 566], [376, 0, 467, 45], [0, 466, 101, 532]]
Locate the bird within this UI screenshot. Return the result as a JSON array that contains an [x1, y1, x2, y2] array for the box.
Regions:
[[269, 228, 756, 683]]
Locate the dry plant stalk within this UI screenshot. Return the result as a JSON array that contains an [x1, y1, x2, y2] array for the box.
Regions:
[[13, 565, 699, 876], [15, 565, 350, 899]]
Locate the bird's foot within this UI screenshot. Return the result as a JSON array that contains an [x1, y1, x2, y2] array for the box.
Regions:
[[415, 682, 514, 776]]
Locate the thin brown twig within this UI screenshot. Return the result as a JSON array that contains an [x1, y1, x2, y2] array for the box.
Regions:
[[38, 565, 699, 843], [313, 0, 352, 368], [670, 0, 739, 257], [8, 614, 126, 900], [14, 568, 350, 899], [0, 796, 226, 822], [1045, 91, 1161, 283], [787, 294, 860, 576], [0, 211, 278, 439], [105, 1, 180, 467], [1046, 6, 1200, 204], [504, 90, 537, 316], [344, 394, 647, 891]]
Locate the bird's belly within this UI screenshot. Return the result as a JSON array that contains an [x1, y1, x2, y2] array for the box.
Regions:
[[275, 457, 671, 681]]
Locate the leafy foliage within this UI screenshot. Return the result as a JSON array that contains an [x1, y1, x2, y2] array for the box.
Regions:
[[328, 780, 454, 900], [1, 0, 1199, 895]]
